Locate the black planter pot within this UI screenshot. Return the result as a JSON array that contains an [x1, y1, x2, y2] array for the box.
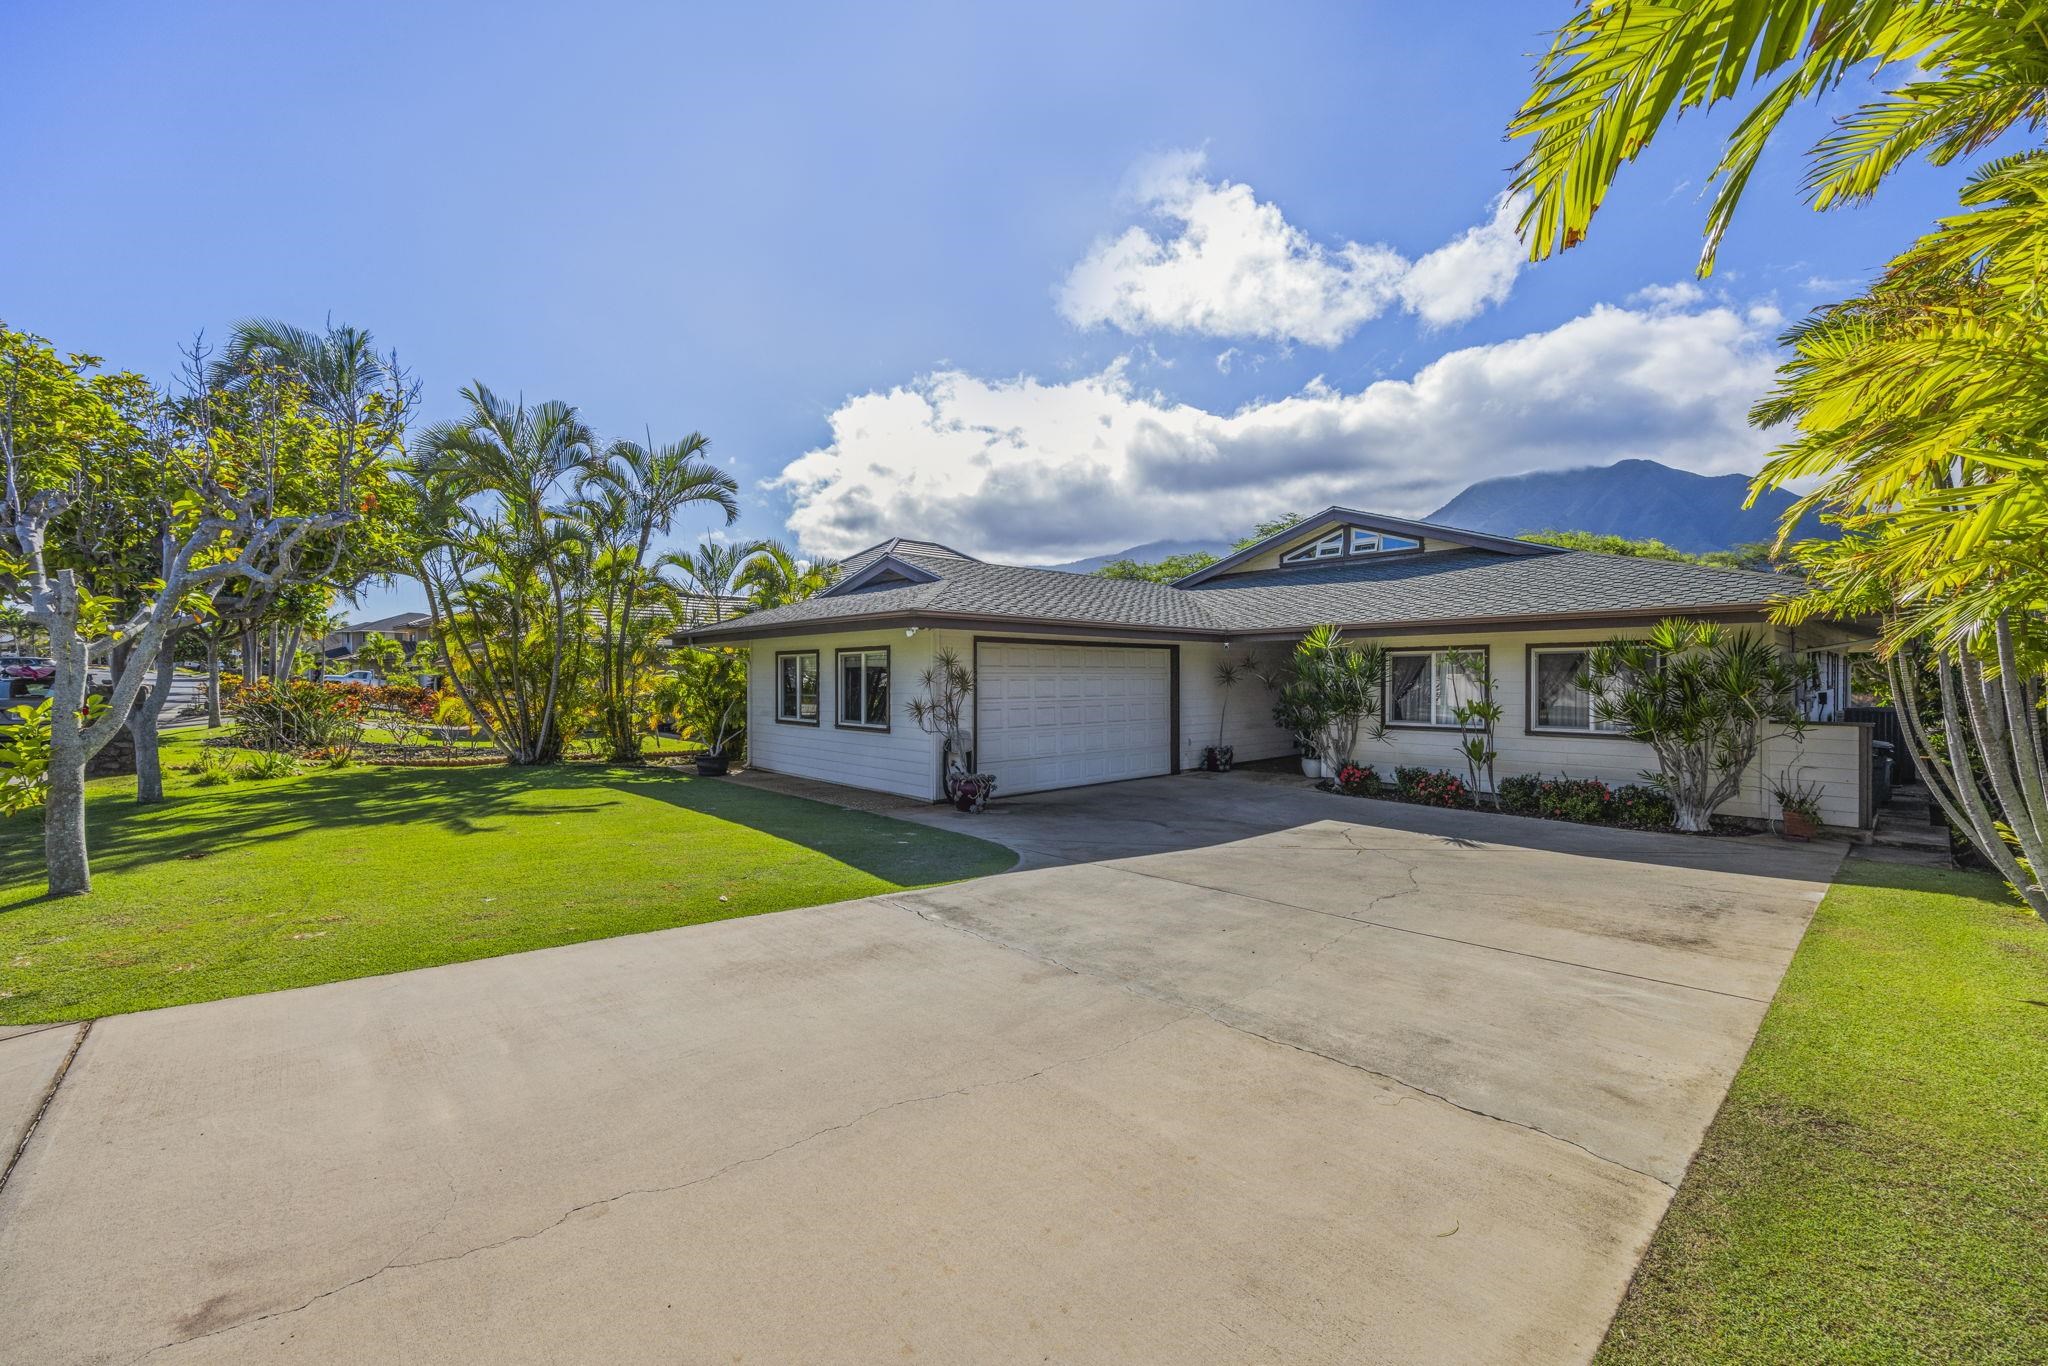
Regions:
[[694, 753, 730, 777]]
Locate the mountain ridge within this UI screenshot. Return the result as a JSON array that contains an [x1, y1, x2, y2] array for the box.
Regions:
[[1044, 459, 1826, 570]]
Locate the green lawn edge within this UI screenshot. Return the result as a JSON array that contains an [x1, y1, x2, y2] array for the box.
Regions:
[[0, 730, 1015, 1023], [1596, 860, 2048, 1364]]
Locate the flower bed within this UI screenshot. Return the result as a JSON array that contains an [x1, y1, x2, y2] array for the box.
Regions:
[[1319, 765, 1683, 832]]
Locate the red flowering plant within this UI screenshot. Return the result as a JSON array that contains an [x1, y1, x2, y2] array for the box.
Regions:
[[1395, 766, 1474, 809], [225, 679, 366, 755], [1332, 763, 1379, 795]]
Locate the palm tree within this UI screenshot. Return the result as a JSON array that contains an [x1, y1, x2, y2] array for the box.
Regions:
[[737, 540, 839, 611], [1509, 2, 2047, 272], [573, 436, 737, 761], [1509, 4, 2048, 904], [670, 541, 761, 622], [413, 384, 597, 765]]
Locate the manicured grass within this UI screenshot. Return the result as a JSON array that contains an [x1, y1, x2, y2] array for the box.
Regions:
[[0, 730, 1014, 1022], [1598, 860, 2048, 1364]]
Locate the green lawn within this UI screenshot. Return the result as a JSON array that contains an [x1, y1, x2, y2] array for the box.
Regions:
[[1598, 860, 2048, 1363], [0, 729, 1013, 1023]]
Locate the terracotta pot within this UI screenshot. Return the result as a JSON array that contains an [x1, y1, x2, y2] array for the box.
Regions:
[[1780, 806, 1817, 840]]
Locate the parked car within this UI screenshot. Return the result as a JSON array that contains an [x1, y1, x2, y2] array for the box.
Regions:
[[0, 656, 56, 683], [320, 669, 382, 686]]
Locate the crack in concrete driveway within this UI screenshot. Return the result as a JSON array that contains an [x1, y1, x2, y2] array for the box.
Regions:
[[0, 773, 1842, 1365]]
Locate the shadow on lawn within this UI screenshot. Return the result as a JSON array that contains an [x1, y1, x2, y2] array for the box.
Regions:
[[0, 760, 1008, 901], [601, 768, 1012, 884]]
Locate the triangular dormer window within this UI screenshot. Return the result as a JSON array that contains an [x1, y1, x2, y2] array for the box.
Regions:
[[1278, 526, 1421, 566]]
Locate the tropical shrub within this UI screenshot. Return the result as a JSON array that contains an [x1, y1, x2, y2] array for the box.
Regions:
[[656, 647, 747, 759], [185, 749, 237, 787], [225, 680, 366, 755], [1610, 784, 1675, 830], [1332, 763, 1379, 796], [1582, 619, 1810, 833], [1395, 767, 1473, 809], [234, 749, 300, 780], [1497, 774, 1612, 823], [363, 683, 444, 748], [907, 648, 974, 772], [1273, 626, 1388, 765]]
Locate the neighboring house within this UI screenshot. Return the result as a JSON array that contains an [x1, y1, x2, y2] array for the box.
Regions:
[[688, 509, 1875, 827], [322, 596, 741, 663], [321, 612, 434, 660]]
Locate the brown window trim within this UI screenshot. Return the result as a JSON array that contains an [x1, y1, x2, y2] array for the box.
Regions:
[[772, 649, 821, 727], [1382, 643, 1491, 731], [832, 645, 893, 732], [1522, 640, 1633, 738]]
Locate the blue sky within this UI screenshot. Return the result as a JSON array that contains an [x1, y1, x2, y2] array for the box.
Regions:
[[2, 1, 1974, 617]]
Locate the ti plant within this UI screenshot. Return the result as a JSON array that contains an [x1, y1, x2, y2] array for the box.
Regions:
[[907, 648, 975, 779], [1445, 648, 1501, 801]]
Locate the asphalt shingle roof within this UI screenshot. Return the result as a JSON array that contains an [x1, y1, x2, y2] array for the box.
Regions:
[[1184, 550, 1796, 632], [691, 543, 1800, 640]]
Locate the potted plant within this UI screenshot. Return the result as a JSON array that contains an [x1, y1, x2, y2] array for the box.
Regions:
[[1772, 772, 1825, 840], [1273, 626, 1388, 780], [1201, 656, 1258, 772], [908, 648, 978, 796], [659, 648, 747, 776], [948, 769, 998, 813]]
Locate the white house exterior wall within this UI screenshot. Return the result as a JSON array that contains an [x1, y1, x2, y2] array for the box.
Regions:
[[745, 629, 944, 800], [744, 622, 1867, 826], [1175, 640, 1295, 770], [1326, 625, 1868, 827]]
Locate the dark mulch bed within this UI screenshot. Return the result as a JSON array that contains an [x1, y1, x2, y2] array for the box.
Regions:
[[1311, 778, 1763, 838]]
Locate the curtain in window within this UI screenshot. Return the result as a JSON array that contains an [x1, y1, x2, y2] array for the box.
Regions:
[[1535, 650, 1591, 729], [1390, 654, 1432, 723], [840, 654, 863, 724], [864, 658, 889, 726]]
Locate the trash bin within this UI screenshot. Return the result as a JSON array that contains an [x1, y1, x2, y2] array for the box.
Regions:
[[1871, 739, 1895, 808]]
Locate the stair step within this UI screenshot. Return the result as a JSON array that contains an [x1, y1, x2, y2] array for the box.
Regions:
[[1871, 824, 1950, 851]]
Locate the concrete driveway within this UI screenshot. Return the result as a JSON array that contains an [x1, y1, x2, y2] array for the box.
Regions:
[[0, 773, 1840, 1364]]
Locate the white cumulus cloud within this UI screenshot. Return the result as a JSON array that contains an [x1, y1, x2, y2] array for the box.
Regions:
[[774, 299, 1783, 563], [1056, 151, 1527, 346]]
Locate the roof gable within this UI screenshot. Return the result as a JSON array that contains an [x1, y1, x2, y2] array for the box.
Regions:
[[825, 552, 947, 596], [1173, 507, 1562, 587]]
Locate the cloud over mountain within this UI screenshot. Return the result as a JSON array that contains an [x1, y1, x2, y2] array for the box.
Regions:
[[774, 298, 1781, 563]]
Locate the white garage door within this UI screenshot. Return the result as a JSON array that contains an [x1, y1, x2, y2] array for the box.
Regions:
[[976, 642, 1173, 794]]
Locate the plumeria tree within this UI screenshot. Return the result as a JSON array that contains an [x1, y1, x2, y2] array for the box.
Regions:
[[1, 322, 413, 894]]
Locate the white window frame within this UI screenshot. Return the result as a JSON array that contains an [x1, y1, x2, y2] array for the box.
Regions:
[[1526, 646, 1627, 734], [1385, 647, 1485, 728], [1348, 528, 1420, 555], [1279, 530, 1348, 565], [834, 646, 891, 731]]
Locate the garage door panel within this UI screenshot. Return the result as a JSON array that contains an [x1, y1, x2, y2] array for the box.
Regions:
[[977, 642, 1171, 794]]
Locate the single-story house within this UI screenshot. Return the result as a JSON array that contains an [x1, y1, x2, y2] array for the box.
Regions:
[[321, 611, 435, 660], [687, 507, 1876, 827]]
